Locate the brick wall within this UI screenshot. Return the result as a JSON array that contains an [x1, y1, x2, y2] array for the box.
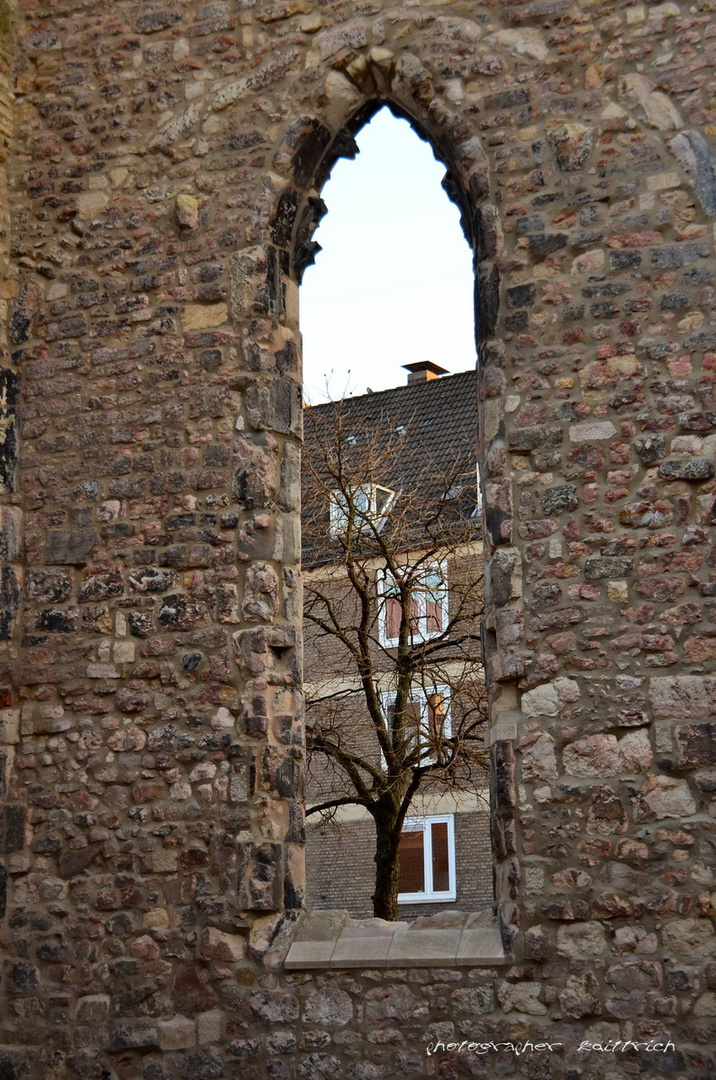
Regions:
[[307, 811, 494, 918]]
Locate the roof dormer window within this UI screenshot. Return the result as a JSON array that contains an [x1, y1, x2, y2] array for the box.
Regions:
[[329, 483, 396, 537]]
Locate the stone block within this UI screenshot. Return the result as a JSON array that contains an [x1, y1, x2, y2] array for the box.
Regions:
[[694, 993, 716, 1016], [331, 935, 391, 969], [159, 1016, 196, 1051], [559, 972, 601, 1019], [238, 841, 283, 911], [584, 557, 633, 580], [456, 928, 507, 965], [639, 775, 696, 819], [200, 927, 246, 962], [109, 1023, 160, 1052], [605, 993, 647, 1019], [492, 739, 517, 805], [46, 529, 98, 565], [292, 910, 350, 943], [58, 845, 101, 879], [249, 990, 300, 1025], [135, 10, 182, 33], [364, 984, 429, 1022], [243, 561, 280, 621], [667, 130, 716, 216], [245, 378, 302, 438], [171, 967, 219, 1017], [0, 805, 25, 853], [0, 568, 19, 644], [0, 506, 22, 562], [658, 458, 715, 480], [557, 922, 607, 958], [451, 985, 495, 1015], [183, 302, 228, 331], [569, 420, 617, 442], [496, 980, 547, 1015], [197, 1009, 224, 1045], [284, 940, 335, 970], [233, 433, 279, 509], [0, 709, 19, 745], [77, 994, 110, 1022], [520, 732, 558, 782], [147, 850, 179, 873], [547, 122, 594, 170], [650, 675, 716, 719], [661, 919, 716, 956], [521, 682, 559, 718], [176, 1048, 225, 1079], [303, 988, 353, 1026], [563, 734, 619, 778], [541, 484, 578, 515], [676, 724, 716, 767], [387, 928, 461, 967], [6, 960, 40, 995]]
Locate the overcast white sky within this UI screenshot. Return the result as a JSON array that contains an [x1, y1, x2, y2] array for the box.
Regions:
[[300, 107, 476, 403]]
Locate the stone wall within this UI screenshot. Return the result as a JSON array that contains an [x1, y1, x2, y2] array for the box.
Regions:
[[1, 0, 716, 1078], [0, 0, 11, 272], [0, 0, 19, 936]]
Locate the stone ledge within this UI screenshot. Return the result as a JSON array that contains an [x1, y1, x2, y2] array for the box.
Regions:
[[285, 910, 510, 970]]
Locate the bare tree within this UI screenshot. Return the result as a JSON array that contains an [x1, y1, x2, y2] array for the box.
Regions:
[[302, 398, 488, 920]]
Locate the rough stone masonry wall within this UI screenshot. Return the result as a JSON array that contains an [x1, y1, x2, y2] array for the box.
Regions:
[[0, 0, 19, 646], [0, 0, 20, 941], [0, 0, 716, 1078]]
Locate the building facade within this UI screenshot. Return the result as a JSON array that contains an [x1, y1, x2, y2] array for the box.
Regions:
[[302, 366, 493, 919]]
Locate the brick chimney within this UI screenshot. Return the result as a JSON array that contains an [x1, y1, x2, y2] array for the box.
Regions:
[[402, 361, 450, 385]]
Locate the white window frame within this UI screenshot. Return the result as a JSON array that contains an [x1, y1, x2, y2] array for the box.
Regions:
[[378, 560, 448, 647], [473, 462, 483, 517], [397, 814, 456, 904], [379, 684, 451, 768], [329, 483, 395, 538]]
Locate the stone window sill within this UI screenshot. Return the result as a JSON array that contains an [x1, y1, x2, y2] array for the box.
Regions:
[[284, 909, 510, 970]]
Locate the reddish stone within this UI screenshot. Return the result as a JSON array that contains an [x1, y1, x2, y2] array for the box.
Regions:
[[171, 968, 219, 1016]]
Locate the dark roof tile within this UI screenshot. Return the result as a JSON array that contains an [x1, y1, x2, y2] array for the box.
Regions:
[[302, 370, 479, 565]]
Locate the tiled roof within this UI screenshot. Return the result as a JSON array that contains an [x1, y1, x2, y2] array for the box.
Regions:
[[302, 369, 479, 564]]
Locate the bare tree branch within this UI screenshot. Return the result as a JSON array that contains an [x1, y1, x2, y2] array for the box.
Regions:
[[302, 396, 488, 919]]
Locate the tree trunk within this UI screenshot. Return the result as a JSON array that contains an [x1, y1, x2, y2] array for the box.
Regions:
[[372, 813, 402, 920]]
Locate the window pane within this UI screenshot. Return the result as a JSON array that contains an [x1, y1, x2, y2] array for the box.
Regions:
[[401, 700, 422, 756], [405, 700, 422, 732], [353, 487, 369, 514], [409, 595, 421, 632], [330, 493, 349, 534], [431, 821, 450, 892], [383, 573, 399, 597], [424, 568, 443, 591], [425, 598, 442, 633], [374, 487, 392, 516], [427, 693, 446, 742], [424, 568, 444, 632], [399, 828, 425, 894], [386, 596, 401, 640]]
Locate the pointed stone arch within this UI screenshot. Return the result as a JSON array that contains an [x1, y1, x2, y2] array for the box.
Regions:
[[223, 49, 528, 936]]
